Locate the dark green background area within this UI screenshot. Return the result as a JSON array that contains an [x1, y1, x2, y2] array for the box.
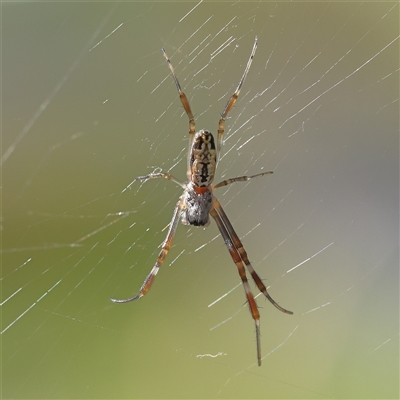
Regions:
[[2, 2, 398, 399]]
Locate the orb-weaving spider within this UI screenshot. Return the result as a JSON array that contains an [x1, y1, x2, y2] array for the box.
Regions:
[[111, 37, 293, 366]]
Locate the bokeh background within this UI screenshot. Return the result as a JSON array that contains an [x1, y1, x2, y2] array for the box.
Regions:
[[2, 2, 398, 399]]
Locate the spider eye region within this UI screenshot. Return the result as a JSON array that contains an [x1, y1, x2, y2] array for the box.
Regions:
[[190, 130, 217, 187]]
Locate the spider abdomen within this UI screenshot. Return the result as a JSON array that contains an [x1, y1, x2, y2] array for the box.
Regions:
[[190, 130, 217, 187]]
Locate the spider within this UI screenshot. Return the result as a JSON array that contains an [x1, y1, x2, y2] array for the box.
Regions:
[[111, 37, 293, 366]]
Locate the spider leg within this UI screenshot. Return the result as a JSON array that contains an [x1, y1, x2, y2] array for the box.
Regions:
[[111, 197, 184, 303], [134, 172, 186, 188], [210, 198, 262, 366], [123, 172, 185, 192], [212, 171, 272, 190], [213, 197, 293, 315], [162, 48, 196, 180], [217, 37, 258, 156]]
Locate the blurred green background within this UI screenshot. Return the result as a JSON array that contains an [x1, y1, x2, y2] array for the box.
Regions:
[[2, 2, 398, 399]]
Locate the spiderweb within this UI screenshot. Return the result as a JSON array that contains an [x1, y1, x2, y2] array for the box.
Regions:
[[2, 2, 399, 398]]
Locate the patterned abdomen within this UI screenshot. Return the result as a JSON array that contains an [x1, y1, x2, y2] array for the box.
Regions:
[[189, 130, 217, 187]]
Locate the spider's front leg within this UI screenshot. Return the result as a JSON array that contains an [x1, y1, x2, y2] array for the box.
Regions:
[[209, 200, 262, 366], [210, 196, 293, 366], [213, 197, 293, 315], [111, 197, 184, 303]]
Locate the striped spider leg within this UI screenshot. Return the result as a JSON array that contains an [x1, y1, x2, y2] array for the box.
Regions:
[[111, 37, 293, 366]]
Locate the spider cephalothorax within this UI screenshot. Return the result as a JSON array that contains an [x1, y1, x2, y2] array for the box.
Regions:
[[111, 37, 293, 366], [181, 182, 213, 227]]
